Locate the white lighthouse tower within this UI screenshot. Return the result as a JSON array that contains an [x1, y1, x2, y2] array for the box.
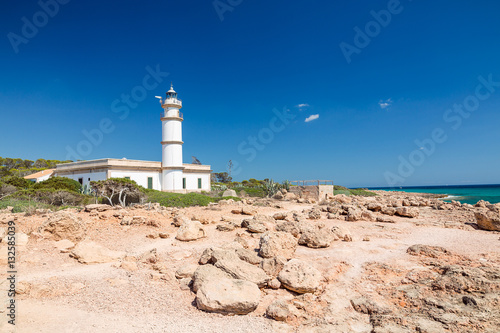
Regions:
[[160, 84, 184, 191]]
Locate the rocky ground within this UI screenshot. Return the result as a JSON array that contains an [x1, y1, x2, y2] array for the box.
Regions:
[[0, 190, 499, 333]]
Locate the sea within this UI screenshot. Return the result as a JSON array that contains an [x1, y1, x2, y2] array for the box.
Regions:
[[369, 184, 500, 205]]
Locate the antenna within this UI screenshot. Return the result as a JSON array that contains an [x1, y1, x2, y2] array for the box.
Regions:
[[192, 156, 202, 165]]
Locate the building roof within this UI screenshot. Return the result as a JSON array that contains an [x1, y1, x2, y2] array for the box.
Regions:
[[24, 168, 55, 180], [54, 158, 211, 173]]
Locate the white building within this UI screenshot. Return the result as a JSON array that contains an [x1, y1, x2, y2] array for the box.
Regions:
[[55, 85, 212, 192], [24, 168, 55, 183]]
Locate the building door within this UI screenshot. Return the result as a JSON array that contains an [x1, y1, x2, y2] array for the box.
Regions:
[[182, 178, 186, 189], [198, 178, 202, 189], [147, 177, 153, 189]]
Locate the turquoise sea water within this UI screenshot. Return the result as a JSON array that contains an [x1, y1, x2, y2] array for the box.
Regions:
[[369, 185, 500, 205]]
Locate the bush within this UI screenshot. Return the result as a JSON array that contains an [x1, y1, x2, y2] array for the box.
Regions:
[[91, 178, 145, 206], [3, 176, 32, 189], [232, 186, 265, 198], [145, 190, 214, 207], [33, 177, 82, 193], [333, 185, 377, 197], [0, 183, 17, 199], [0, 198, 54, 213], [13, 188, 91, 206]]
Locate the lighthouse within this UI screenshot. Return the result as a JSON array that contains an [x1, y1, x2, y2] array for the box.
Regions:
[[160, 84, 184, 191], [53, 83, 211, 193]]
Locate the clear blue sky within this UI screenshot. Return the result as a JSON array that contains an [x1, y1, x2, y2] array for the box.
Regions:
[[1, 0, 499, 187]]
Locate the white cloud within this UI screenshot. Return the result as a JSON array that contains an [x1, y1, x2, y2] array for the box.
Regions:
[[378, 98, 393, 109], [305, 114, 319, 122], [296, 103, 310, 108]]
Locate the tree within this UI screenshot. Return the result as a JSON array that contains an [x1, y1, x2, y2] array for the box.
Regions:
[[33, 177, 82, 193], [0, 183, 17, 200], [90, 178, 144, 207], [213, 172, 232, 183], [227, 160, 233, 179], [3, 176, 32, 189]]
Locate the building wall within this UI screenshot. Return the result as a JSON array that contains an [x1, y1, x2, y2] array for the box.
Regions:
[[162, 144, 183, 166], [162, 169, 183, 191], [37, 174, 52, 182], [109, 170, 161, 190], [318, 185, 334, 200], [183, 172, 211, 192], [60, 171, 108, 187]]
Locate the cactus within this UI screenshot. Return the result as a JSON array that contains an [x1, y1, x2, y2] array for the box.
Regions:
[[263, 179, 281, 197], [80, 184, 92, 195], [282, 180, 291, 191]]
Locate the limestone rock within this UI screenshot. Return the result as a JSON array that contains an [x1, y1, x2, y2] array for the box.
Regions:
[[331, 225, 352, 242], [196, 278, 261, 315], [235, 248, 262, 265], [381, 207, 396, 216], [84, 204, 113, 212], [273, 212, 287, 220], [278, 259, 322, 293], [120, 261, 138, 271], [213, 251, 270, 287], [241, 219, 267, 233], [298, 227, 334, 248], [217, 222, 237, 232], [376, 216, 396, 223], [367, 202, 383, 212], [275, 221, 301, 237], [266, 300, 290, 321], [350, 297, 390, 315], [259, 231, 297, 259], [40, 211, 86, 242], [175, 220, 206, 241], [241, 207, 257, 215], [222, 189, 238, 197], [474, 211, 500, 231], [260, 256, 287, 276], [172, 215, 191, 227], [345, 207, 362, 221], [54, 239, 75, 253], [70, 241, 126, 264], [175, 264, 198, 279], [307, 208, 321, 220], [268, 278, 281, 289], [395, 207, 419, 218], [192, 264, 232, 292]]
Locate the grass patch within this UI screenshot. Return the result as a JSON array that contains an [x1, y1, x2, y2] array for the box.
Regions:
[[144, 190, 240, 208], [334, 185, 377, 197], [231, 186, 266, 198], [0, 198, 59, 213]]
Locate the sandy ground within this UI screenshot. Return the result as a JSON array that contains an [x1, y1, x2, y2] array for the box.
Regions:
[[1, 193, 499, 333]]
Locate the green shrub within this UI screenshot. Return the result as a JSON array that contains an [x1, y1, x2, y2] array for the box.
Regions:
[[145, 190, 212, 207], [33, 177, 82, 193], [232, 186, 265, 198], [13, 188, 91, 206], [3, 176, 32, 189], [333, 185, 377, 197], [0, 198, 54, 213]]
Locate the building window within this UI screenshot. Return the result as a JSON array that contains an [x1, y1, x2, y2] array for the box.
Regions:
[[182, 178, 186, 189], [124, 177, 130, 180], [78, 178, 83, 185], [147, 177, 153, 189], [198, 178, 202, 189]]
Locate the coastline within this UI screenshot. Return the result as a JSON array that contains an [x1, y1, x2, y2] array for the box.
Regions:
[[2, 190, 499, 332], [369, 184, 500, 205]]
